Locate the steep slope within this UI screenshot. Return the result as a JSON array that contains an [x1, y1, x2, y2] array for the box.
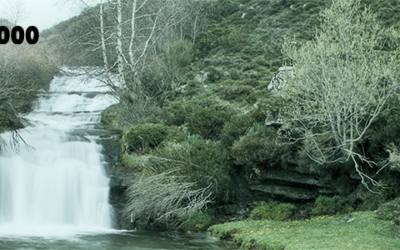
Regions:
[[45, 0, 400, 229]]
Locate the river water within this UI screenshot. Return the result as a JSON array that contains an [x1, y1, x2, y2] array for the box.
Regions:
[[0, 68, 227, 249]]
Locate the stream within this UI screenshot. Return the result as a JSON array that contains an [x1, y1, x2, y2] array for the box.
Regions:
[[0, 68, 228, 250]]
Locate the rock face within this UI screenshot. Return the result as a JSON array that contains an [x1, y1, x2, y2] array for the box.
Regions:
[[109, 168, 135, 229], [98, 131, 132, 229], [268, 66, 293, 93], [248, 167, 352, 202]]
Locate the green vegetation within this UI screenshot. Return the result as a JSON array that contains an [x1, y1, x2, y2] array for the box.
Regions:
[[277, 0, 400, 187], [0, 43, 57, 142], [249, 202, 296, 221], [311, 196, 354, 216], [210, 212, 400, 250], [95, 0, 400, 230], [181, 209, 216, 232], [42, 0, 400, 244], [123, 123, 169, 153], [376, 198, 400, 226]]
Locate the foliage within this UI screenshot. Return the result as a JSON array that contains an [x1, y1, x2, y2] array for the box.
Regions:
[[249, 201, 296, 221], [84, 0, 400, 231], [232, 125, 287, 168], [164, 40, 194, 69], [221, 113, 255, 146], [186, 103, 233, 140], [164, 98, 233, 140], [210, 212, 400, 250], [150, 136, 232, 199], [277, 0, 400, 187], [376, 198, 400, 226], [123, 123, 168, 153], [180, 209, 216, 232], [125, 172, 211, 228], [311, 196, 354, 216], [0, 44, 57, 148]]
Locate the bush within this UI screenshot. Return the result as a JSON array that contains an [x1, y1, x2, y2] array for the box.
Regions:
[[221, 113, 255, 146], [219, 85, 254, 103], [232, 125, 287, 167], [125, 173, 211, 229], [311, 196, 354, 216], [376, 198, 400, 226], [206, 66, 224, 83], [165, 40, 194, 68], [164, 100, 191, 126], [150, 136, 231, 200], [180, 209, 215, 232], [123, 123, 168, 152], [249, 201, 296, 221], [186, 103, 232, 140]]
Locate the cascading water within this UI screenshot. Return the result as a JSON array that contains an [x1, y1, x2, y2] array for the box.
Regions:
[[0, 68, 118, 236]]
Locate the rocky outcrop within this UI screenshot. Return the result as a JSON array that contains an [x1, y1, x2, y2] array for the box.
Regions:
[[268, 66, 293, 93], [248, 168, 349, 201]]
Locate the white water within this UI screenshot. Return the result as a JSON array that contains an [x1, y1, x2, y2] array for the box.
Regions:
[[0, 68, 118, 237]]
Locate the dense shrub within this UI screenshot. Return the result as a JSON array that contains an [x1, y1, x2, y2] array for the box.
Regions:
[[206, 66, 224, 83], [0, 44, 57, 135], [186, 103, 232, 140], [124, 123, 168, 152], [151, 136, 231, 199], [219, 85, 255, 103], [311, 196, 354, 216], [376, 198, 400, 226], [165, 40, 194, 68], [221, 113, 255, 146], [232, 125, 287, 167], [249, 201, 296, 221], [125, 173, 211, 228], [180, 209, 216, 232], [164, 98, 233, 141]]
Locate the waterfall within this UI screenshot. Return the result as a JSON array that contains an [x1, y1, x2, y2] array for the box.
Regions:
[[0, 68, 118, 236]]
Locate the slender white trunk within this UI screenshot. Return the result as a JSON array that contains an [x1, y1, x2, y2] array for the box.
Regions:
[[100, 1, 109, 70], [116, 0, 125, 82], [193, 14, 198, 44], [128, 0, 137, 67]]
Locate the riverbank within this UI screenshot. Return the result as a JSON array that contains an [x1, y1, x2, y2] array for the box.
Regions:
[[209, 211, 400, 250]]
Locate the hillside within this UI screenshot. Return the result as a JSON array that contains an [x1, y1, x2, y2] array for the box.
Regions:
[[43, 0, 400, 243]]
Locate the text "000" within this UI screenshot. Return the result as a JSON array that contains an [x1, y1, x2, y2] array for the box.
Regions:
[[0, 26, 40, 45]]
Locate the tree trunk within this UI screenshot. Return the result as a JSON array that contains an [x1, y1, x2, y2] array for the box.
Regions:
[[116, 0, 125, 83], [100, 1, 109, 70]]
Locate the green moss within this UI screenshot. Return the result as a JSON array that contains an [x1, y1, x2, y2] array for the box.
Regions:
[[249, 202, 296, 221], [210, 212, 400, 250]]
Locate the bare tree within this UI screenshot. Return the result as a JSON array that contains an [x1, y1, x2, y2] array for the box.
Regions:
[[274, 0, 400, 188]]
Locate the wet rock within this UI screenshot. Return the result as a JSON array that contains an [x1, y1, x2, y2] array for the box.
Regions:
[[250, 184, 318, 201]]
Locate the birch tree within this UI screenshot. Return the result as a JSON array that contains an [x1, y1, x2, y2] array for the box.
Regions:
[[275, 0, 400, 188], [99, 0, 109, 70]]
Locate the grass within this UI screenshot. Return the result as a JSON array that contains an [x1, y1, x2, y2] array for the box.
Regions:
[[209, 212, 400, 250]]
